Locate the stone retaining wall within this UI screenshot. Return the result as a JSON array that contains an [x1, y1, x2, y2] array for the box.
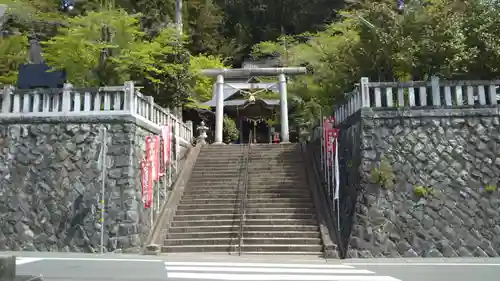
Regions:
[[339, 108, 500, 258], [0, 116, 185, 253]]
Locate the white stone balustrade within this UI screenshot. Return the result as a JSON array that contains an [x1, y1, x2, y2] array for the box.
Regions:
[[0, 81, 193, 145], [333, 76, 500, 125]]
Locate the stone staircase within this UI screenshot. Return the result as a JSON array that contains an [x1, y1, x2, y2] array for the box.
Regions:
[[241, 144, 323, 254], [162, 145, 246, 253], [162, 143, 323, 254]]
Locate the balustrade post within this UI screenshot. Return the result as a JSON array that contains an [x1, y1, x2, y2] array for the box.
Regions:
[[360, 77, 370, 108], [124, 81, 136, 114], [1, 86, 14, 114], [431, 76, 441, 106], [62, 83, 73, 112]]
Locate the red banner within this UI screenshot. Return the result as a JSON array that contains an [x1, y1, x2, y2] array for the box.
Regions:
[[161, 125, 171, 166], [145, 136, 160, 181], [140, 160, 153, 208], [323, 116, 335, 152]]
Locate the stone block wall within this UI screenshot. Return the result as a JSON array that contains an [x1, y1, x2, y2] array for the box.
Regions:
[[341, 107, 500, 258], [0, 116, 184, 253]]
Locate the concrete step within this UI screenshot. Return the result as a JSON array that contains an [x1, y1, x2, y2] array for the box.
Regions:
[[164, 237, 321, 246], [171, 219, 238, 227], [164, 237, 237, 246], [188, 174, 242, 180], [173, 213, 316, 221], [180, 199, 240, 205], [245, 219, 318, 226], [245, 202, 314, 209], [167, 231, 238, 239], [246, 198, 312, 204], [175, 208, 238, 216], [183, 188, 239, 194], [167, 231, 320, 239], [177, 203, 239, 210], [243, 237, 321, 245], [244, 231, 320, 239], [161, 244, 322, 253], [246, 184, 309, 189], [168, 224, 319, 233], [241, 244, 322, 253], [246, 207, 316, 214], [162, 244, 238, 253], [173, 214, 240, 221]]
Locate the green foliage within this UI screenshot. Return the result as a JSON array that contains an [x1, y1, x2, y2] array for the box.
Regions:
[[0, 33, 27, 85], [369, 158, 395, 189], [222, 115, 239, 144], [484, 184, 497, 193], [189, 54, 227, 102], [413, 185, 434, 198]]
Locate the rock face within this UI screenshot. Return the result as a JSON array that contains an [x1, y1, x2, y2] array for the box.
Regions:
[[333, 108, 500, 258], [0, 119, 182, 253]]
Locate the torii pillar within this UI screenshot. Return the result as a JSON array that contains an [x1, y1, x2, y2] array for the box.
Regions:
[[200, 67, 307, 144]]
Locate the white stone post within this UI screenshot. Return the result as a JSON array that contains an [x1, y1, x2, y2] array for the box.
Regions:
[[124, 81, 136, 114], [214, 74, 224, 144], [1, 86, 14, 114], [278, 73, 290, 143]]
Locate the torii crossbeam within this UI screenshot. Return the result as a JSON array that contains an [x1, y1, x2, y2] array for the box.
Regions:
[[200, 67, 307, 144]]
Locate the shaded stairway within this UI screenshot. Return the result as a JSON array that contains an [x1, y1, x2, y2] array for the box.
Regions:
[[162, 143, 326, 255], [241, 144, 323, 254], [162, 145, 247, 252]]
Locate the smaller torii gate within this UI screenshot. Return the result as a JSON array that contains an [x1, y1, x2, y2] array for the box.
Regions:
[[200, 67, 307, 144]]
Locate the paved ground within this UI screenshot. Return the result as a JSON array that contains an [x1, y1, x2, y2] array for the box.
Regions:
[[4, 252, 500, 281]]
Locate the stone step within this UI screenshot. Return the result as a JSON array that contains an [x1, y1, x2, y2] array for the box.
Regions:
[[245, 218, 318, 226], [168, 224, 319, 234], [173, 213, 316, 221], [171, 219, 238, 227], [177, 203, 239, 210], [180, 197, 312, 205], [189, 174, 242, 179], [161, 244, 322, 253], [167, 231, 320, 239], [241, 244, 322, 253], [163, 237, 321, 246], [245, 202, 314, 209], [175, 208, 239, 216], [181, 192, 311, 200], [247, 207, 316, 214]]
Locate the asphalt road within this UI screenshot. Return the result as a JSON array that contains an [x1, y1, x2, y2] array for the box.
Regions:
[[5, 252, 500, 281]]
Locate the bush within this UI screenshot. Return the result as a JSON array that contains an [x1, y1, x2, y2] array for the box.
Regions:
[[223, 115, 239, 143], [413, 185, 434, 198], [369, 157, 395, 189], [484, 184, 497, 193]]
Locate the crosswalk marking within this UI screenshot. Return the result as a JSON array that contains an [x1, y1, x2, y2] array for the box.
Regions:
[[164, 261, 403, 281], [16, 258, 43, 265]]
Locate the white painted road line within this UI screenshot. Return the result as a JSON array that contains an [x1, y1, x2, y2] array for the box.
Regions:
[[166, 266, 373, 274], [165, 261, 354, 268], [165, 272, 403, 281], [164, 261, 403, 281], [16, 258, 44, 265], [345, 263, 500, 266]]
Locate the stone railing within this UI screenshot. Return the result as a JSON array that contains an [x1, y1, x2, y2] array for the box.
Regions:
[[334, 76, 500, 125], [0, 81, 193, 145]]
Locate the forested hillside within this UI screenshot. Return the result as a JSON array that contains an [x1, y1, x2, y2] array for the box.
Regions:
[[2, 0, 500, 129]]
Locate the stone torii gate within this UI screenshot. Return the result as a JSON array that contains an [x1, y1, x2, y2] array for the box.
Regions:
[[200, 67, 307, 144]]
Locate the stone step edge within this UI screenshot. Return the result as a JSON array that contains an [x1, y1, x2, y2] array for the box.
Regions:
[[162, 244, 322, 248], [167, 230, 320, 235], [168, 225, 320, 229], [165, 237, 321, 241], [174, 213, 317, 217], [171, 219, 319, 223]]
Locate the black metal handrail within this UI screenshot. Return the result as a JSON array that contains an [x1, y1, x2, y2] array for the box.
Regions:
[[231, 143, 247, 253], [238, 142, 251, 255]]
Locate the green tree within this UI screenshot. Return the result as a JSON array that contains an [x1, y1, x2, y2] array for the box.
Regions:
[[0, 33, 27, 85]]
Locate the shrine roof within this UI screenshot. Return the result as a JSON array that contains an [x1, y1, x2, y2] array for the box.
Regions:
[[204, 99, 280, 107]]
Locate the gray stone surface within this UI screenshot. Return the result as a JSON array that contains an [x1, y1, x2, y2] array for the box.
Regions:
[[333, 108, 500, 258], [0, 119, 184, 253]]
